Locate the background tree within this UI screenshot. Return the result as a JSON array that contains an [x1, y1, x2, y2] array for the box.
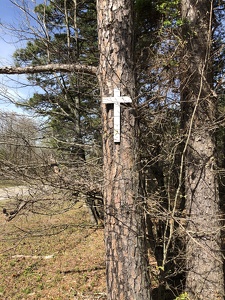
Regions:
[[180, 0, 224, 298], [0, 111, 39, 169], [5, 0, 104, 224]]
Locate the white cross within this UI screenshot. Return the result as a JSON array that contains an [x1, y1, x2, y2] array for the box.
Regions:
[[102, 88, 132, 143]]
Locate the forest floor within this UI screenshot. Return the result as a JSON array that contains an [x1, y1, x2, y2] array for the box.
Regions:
[[0, 186, 106, 300]]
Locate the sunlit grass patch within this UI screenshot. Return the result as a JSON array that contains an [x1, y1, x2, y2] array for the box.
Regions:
[[0, 201, 106, 299]]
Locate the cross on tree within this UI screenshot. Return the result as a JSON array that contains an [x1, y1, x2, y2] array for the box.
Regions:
[[102, 88, 132, 143]]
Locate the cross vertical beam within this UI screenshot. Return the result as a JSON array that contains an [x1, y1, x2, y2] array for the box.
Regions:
[[102, 89, 132, 143]]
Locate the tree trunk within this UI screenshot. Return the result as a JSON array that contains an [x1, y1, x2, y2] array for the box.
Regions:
[[96, 0, 151, 299], [181, 0, 224, 299]]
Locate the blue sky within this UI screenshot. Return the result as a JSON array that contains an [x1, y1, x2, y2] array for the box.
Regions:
[[0, 0, 19, 64], [0, 0, 17, 24], [0, 0, 40, 114]]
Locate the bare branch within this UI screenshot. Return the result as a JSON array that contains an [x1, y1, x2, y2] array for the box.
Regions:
[[0, 63, 97, 76]]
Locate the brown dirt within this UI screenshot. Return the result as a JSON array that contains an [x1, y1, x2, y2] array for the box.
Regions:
[[0, 200, 106, 300]]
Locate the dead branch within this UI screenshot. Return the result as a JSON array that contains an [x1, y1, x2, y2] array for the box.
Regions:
[[0, 63, 97, 76]]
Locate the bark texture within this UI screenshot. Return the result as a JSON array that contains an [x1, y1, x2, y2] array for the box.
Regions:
[[181, 0, 224, 299], [97, 1, 151, 299]]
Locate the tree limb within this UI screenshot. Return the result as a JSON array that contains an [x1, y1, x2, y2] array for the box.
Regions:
[[0, 63, 97, 76]]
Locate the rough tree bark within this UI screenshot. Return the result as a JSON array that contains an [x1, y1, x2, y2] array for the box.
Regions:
[[97, 0, 151, 299], [181, 0, 224, 299]]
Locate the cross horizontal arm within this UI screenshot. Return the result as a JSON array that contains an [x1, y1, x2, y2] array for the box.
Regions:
[[102, 96, 132, 104]]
